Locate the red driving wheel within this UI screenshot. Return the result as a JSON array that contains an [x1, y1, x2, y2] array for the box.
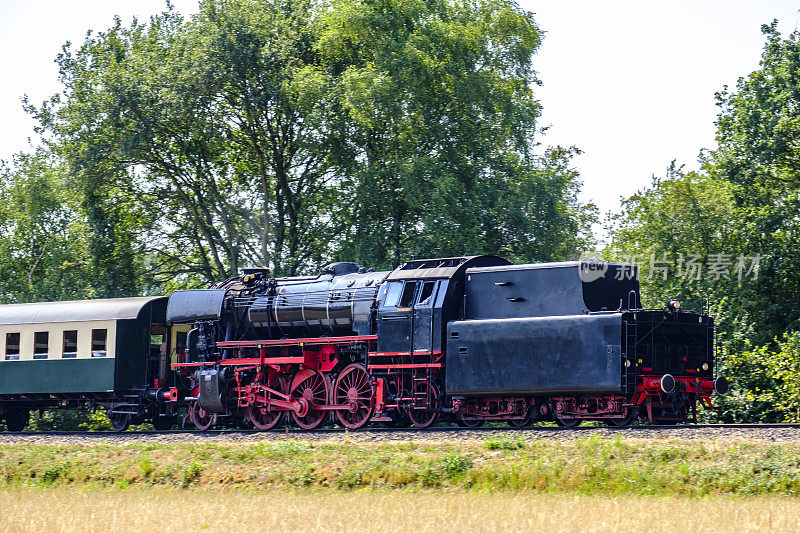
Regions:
[[290, 370, 330, 430], [333, 363, 374, 429], [189, 402, 216, 431], [407, 380, 440, 428], [248, 377, 289, 430]]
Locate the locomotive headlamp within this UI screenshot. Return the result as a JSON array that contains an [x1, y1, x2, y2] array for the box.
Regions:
[[667, 299, 681, 312], [702, 362, 709, 371]]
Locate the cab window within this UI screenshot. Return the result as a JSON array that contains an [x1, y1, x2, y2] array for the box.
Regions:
[[398, 282, 417, 308], [383, 282, 404, 308], [417, 281, 435, 306]]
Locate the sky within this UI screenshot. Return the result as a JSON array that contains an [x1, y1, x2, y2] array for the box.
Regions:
[[1, 0, 799, 237]]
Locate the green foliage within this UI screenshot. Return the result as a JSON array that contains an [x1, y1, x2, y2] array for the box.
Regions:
[[609, 23, 800, 422], [440, 453, 472, 478], [5, 0, 593, 300], [0, 151, 95, 302], [484, 436, 526, 450], [710, 332, 800, 423], [606, 166, 752, 340], [138, 455, 155, 477], [319, 0, 593, 266], [8, 438, 800, 496], [40, 461, 71, 485], [709, 21, 800, 344], [27, 409, 113, 431]]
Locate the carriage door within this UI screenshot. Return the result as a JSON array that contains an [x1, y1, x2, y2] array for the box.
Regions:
[[412, 280, 437, 354], [377, 280, 418, 355], [149, 324, 168, 387]]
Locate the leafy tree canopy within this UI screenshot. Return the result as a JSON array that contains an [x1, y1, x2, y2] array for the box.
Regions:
[[12, 0, 592, 297]]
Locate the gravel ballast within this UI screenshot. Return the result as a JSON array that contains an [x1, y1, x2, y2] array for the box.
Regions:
[[2, 425, 800, 446]]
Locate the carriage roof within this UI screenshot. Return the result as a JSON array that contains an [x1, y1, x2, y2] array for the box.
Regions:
[[0, 296, 167, 325]]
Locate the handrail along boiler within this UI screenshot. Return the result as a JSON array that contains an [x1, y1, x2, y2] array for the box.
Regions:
[[164, 255, 728, 430]]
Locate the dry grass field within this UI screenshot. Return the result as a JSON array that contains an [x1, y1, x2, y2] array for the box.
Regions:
[[0, 488, 797, 532], [2, 435, 800, 531]]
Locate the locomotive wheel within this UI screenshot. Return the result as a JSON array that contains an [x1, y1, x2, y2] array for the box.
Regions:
[[554, 417, 582, 428], [248, 377, 289, 430], [333, 364, 374, 429], [189, 403, 216, 431], [507, 415, 533, 428], [108, 412, 131, 432], [407, 381, 440, 428], [604, 407, 638, 427], [385, 410, 412, 428], [152, 415, 176, 431], [290, 370, 330, 430], [455, 415, 484, 428], [5, 408, 30, 432], [507, 404, 535, 428]]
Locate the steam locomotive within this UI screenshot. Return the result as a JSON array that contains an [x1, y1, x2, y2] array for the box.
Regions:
[[164, 255, 727, 430], [0, 255, 727, 431]]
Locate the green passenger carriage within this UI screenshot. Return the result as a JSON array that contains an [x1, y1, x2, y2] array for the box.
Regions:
[[0, 297, 172, 431]]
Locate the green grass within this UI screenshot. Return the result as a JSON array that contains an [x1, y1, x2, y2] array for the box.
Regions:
[[2, 435, 800, 496]]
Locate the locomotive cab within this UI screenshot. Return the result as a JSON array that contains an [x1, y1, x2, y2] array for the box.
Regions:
[[375, 255, 508, 356]]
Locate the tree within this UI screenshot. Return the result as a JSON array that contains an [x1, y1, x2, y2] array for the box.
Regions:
[[710, 21, 800, 341], [34, 1, 341, 285], [0, 150, 95, 302], [319, 0, 591, 267], [26, 0, 594, 295], [608, 23, 800, 422]]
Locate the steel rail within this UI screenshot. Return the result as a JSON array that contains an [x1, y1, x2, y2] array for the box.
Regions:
[[6, 423, 800, 437]]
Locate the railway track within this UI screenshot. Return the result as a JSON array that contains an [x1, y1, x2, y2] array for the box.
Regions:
[[4, 422, 800, 439]]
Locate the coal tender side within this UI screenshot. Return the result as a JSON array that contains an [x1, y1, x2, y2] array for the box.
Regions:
[[446, 261, 725, 426]]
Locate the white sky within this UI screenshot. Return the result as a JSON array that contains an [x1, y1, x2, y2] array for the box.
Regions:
[[1, 0, 799, 237]]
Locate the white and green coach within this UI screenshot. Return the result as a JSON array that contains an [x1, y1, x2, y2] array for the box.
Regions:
[[0, 296, 170, 431]]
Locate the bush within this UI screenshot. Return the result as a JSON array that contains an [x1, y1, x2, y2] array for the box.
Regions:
[[708, 331, 800, 422]]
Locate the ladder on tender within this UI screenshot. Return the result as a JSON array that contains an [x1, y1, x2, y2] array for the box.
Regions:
[[623, 320, 638, 394]]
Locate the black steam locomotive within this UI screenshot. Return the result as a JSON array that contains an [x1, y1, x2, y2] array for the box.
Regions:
[[161, 255, 727, 430]]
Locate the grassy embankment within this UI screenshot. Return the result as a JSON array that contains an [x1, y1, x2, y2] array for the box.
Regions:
[[1, 434, 800, 496]]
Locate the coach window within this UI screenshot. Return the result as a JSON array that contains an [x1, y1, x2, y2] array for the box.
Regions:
[[33, 331, 49, 359], [91, 329, 107, 357], [5, 332, 20, 360], [62, 330, 78, 358]]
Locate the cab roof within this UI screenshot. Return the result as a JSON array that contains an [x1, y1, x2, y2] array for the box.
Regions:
[[385, 255, 509, 281]]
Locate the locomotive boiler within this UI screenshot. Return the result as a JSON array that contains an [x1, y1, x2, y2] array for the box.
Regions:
[[163, 255, 728, 430]]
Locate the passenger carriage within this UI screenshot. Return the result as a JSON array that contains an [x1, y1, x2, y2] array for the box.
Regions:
[[0, 297, 176, 431]]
